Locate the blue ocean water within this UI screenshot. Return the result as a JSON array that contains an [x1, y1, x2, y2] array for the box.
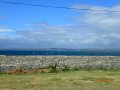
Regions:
[[0, 49, 120, 56]]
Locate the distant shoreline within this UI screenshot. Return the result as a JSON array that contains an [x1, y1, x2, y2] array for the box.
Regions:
[[1, 49, 120, 56]]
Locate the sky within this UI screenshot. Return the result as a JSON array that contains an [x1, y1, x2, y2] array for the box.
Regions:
[[0, 0, 120, 49]]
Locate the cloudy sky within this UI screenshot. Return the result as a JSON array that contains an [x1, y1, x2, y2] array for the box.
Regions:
[[0, 0, 120, 49]]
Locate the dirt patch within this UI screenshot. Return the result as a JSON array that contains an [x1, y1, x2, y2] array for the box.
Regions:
[[96, 79, 113, 83], [3, 68, 50, 74]]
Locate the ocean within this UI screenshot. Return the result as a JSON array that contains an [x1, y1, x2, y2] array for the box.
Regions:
[[0, 49, 120, 56]]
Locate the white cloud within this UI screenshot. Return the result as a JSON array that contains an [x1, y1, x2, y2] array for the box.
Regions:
[[0, 27, 14, 32], [72, 4, 120, 32], [1, 4, 120, 48]]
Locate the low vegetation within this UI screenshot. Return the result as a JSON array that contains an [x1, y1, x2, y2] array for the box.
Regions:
[[0, 70, 120, 90], [1, 63, 120, 74]]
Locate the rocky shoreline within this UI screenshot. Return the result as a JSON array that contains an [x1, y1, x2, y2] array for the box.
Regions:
[[1, 55, 120, 72]]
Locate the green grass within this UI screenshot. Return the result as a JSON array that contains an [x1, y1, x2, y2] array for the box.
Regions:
[[0, 70, 120, 90]]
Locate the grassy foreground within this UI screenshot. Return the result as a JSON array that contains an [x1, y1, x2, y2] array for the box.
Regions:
[[0, 70, 120, 90]]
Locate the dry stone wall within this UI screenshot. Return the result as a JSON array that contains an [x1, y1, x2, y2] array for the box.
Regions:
[[0, 55, 120, 72]]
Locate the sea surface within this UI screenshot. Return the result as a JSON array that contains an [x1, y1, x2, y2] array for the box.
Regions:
[[0, 49, 120, 56]]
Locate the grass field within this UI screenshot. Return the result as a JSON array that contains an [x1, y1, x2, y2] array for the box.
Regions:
[[0, 70, 120, 90]]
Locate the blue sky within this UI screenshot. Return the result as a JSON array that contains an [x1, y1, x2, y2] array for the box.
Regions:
[[0, 0, 120, 49]]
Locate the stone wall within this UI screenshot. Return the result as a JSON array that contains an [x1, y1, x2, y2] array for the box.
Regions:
[[1, 55, 120, 72]]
